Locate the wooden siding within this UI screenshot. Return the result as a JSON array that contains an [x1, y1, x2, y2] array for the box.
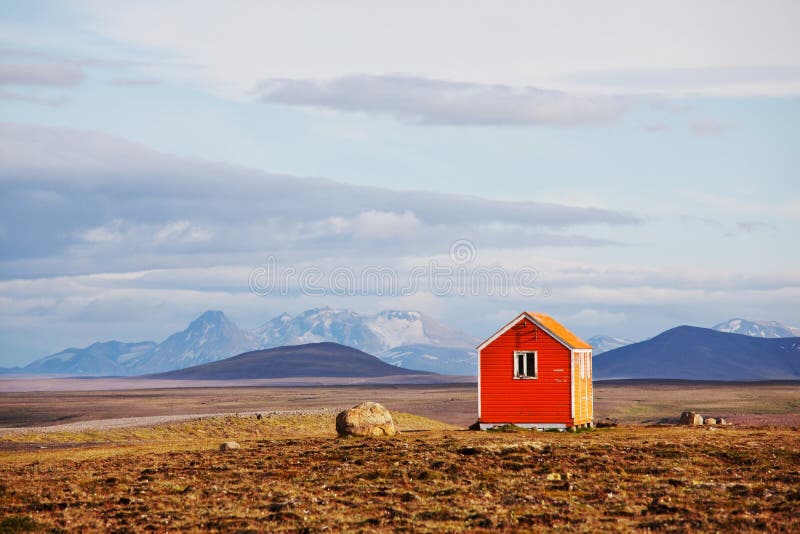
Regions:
[[480, 317, 573, 424], [572, 350, 593, 425]]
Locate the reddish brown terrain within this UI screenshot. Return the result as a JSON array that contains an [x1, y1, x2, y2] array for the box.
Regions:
[[1, 380, 799, 532]]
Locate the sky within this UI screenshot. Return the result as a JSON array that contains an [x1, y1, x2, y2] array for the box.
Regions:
[[1, 1, 798, 366]]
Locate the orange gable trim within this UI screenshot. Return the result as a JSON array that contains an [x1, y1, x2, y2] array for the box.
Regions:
[[477, 311, 592, 351]]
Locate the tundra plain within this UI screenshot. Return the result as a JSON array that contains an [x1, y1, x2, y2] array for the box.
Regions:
[[1, 380, 799, 532]]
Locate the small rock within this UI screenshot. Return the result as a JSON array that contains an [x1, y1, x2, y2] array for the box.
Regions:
[[256, 413, 263, 420], [704, 417, 717, 425], [596, 417, 618, 428], [718, 418, 728, 425], [336, 402, 397, 437], [680, 411, 704, 425], [546, 472, 562, 481], [219, 441, 240, 451]]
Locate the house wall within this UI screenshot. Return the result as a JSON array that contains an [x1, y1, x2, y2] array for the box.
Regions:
[[479, 317, 572, 424], [572, 350, 593, 425]]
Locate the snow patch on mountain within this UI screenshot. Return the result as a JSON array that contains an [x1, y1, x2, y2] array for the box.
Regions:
[[587, 335, 636, 354], [712, 318, 797, 338], [254, 307, 478, 354], [122, 310, 260, 374]]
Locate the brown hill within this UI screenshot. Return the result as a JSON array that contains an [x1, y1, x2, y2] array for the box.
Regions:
[[148, 342, 433, 380]]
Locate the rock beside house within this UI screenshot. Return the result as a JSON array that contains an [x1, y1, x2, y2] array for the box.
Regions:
[[680, 411, 705, 425], [704, 417, 717, 425], [336, 402, 398, 437], [596, 417, 618, 428]]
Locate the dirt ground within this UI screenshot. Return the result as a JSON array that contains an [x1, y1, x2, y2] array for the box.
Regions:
[[0, 415, 798, 532], [1, 381, 799, 532], [0, 384, 478, 429], [1, 380, 798, 430]]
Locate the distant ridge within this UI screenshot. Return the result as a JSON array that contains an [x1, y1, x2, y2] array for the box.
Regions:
[[149, 342, 433, 380], [594, 326, 800, 380]]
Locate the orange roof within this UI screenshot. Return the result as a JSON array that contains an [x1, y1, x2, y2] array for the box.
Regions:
[[527, 312, 593, 350]]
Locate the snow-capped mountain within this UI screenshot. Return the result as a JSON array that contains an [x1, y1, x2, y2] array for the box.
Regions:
[[23, 341, 157, 376], [378, 344, 478, 375], [253, 308, 383, 353], [254, 307, 478, 353], [587, 335, 636, 354], [131, 310, 261, 374], [367, 310, 476, 349], [23, 307, 479, 376], [712, 318, 799, 338]]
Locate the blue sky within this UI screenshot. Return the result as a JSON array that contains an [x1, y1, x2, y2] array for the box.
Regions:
[[1, 1, 798, 366]]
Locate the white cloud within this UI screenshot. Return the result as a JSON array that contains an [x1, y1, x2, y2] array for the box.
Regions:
[[351, 210, 422, 239], [153, 220, 213, 244], [78, 219, 213, 246], [69, 1, 800, 97], [312, 211, 422, 239], [80, 219, 125, 243]]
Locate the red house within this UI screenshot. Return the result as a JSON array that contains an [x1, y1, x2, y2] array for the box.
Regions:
[[477, 312, 594, 430]]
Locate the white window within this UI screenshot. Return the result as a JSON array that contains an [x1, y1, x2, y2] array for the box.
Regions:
[[513, 351, 537, 379]]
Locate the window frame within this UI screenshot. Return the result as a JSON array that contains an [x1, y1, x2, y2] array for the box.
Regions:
[[513, 350, 538, 380]]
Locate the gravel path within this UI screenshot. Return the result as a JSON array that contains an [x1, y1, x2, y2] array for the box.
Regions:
[[0, 408, 344, 437]]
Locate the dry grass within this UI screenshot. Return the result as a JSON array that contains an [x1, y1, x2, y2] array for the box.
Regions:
[[595, 380, 800, 424], [1, 415, 799, 532]]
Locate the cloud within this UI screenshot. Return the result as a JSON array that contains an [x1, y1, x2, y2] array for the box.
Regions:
[[79, 220, 125, 244], [561, 65, 800, 94], [689, 120, 734, 135], [68, 2, 800, 98], [642, 122, 668, 133], [109, 77, 161, 86], [0, 62, 84, 87], [255, 75, 628, 126], [736, 221, 766, 233], [563, 308, 627, 326], [0, 60, 83, 105], [0, 123, 640, 272], [77, 219, 213, 246], [323, 210, 423, 239]]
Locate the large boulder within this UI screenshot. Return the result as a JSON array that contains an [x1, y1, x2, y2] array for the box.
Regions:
[[336, 402, 398, 437], [680, 411, 704, 425]]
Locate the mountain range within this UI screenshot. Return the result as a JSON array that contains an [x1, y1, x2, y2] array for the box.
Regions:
[[17, 307, 478, 376], [151, 342, 432, 380], [594, 326, 800, 380], [12, 312, 799, 379], [588, 317, 800, 354]]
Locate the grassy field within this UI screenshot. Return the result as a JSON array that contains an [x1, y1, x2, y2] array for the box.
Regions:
[[1, 412, 799, 532]]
